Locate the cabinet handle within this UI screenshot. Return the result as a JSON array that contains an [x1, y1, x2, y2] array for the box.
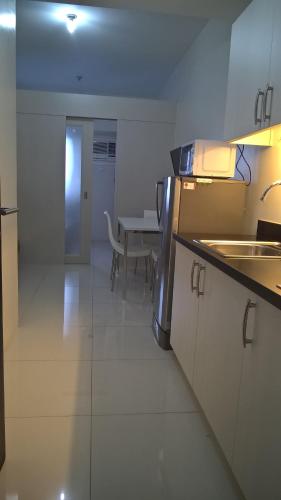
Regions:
[[242, 299, 256, 348], [263, 84, 274, 122], [254, 89, 265, 125], [196, 264, 206, 297], [190, 261, 199, 293]]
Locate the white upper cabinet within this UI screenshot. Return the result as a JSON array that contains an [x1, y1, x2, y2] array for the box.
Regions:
[[170, 243, 200, 385], [268, 0, 281, 127], [224, 0, 274, 140], [232, 296, 281, 500]]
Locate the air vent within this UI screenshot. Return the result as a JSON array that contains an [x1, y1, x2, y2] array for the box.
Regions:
[[93, 141, 116, 160]]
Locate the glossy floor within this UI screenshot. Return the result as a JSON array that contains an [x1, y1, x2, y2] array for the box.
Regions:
[[0, 243, 243, 499]]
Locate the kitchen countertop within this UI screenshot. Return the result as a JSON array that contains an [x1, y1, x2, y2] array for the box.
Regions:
[[174, 233, 281, 311]]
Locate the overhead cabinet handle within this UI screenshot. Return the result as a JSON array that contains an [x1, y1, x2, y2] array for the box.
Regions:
[[254, 89, 265, 125], [263, 84, 274, 122], [242, 299, 256, 348], [196, 264, 206, 297], [190, 261, 200, 293], [0, 207, 19, 216]]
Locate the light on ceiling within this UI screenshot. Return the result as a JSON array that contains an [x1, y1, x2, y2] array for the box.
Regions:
[[0, 12, 16, 30], [66, 13, 78, 34]]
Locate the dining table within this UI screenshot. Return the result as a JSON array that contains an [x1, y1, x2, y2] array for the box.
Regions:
[[117, 216, 160, 299]]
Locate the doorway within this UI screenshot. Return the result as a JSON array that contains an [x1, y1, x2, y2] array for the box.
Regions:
[[92, 119, 117, 243], [64, 119, 93, 264]]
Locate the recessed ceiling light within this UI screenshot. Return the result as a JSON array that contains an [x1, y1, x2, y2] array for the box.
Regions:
[[66, 13, 78, 34], [0, 12, 16, 30]]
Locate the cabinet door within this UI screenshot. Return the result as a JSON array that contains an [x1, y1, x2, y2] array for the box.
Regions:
[[224, 0, 274, 140], [193, 264, 248, 464], [232, 297, 281, 500], [268, 0, 281, 127], [170, 243, 200, 385]]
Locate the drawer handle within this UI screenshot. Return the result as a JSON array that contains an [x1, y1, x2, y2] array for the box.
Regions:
[[196, 264, 206, 297], [190, 261, 199, 293], [242, 299, 256, 348]]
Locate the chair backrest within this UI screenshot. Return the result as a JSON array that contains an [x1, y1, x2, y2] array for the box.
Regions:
[[144, 210, 157, 219], [104, 211, 118, 250]]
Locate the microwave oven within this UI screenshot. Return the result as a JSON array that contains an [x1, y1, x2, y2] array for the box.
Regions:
[[178, 139, 236, 178]]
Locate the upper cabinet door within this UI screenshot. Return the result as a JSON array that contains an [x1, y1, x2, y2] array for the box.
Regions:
[[224, 0, 274, 140], [267, 0, 281, 127]]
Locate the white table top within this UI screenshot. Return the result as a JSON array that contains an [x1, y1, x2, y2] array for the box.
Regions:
[[118, 216, 160, 232]]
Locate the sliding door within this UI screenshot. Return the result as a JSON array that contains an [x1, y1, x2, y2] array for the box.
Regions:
[[64, 119, 92, 263]]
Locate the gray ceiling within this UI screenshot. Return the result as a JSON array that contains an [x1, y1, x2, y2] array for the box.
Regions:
[[29, 0, 250, 21], [16, 1, 247, 98]]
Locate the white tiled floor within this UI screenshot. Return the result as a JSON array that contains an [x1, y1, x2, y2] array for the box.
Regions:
[[0, 243, 243, 499]]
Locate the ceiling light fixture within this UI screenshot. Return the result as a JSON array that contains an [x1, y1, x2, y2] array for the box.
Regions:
[[66, 13, 78, 34], [0, 12, 16, 30]]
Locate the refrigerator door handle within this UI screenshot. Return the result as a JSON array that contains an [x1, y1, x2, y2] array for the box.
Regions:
[[156, 181, 163, 225], [0, 207, 19, 216]]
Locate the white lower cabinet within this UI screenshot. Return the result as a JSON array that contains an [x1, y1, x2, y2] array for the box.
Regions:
[[171, 242, 281, 500], [170, 243, 200, 384], [193, 264, 249, 464], [232, 296, 281, 500]]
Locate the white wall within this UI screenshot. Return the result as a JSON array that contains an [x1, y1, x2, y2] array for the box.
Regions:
[[161, 19, 232, 146], [17, 91, 175, 263], [235, 144, 281, 234], [0, 0, 18, 347], [17, 114, 66, 264], [17, 90, 176, 124], [115, 120, 174, 217]]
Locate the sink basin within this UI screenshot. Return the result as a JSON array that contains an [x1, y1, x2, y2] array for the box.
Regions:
[[194, 240, 281, 259]]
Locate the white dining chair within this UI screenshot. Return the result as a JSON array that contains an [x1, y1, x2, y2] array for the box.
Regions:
[[104, 211, 151, 291]]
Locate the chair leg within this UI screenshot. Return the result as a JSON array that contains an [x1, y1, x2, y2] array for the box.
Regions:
[[145, 256, 148, 283], [110, 250, 115, 281], [134, 258, 138, 275], [150, 257, 154, 291], [151, 263, 156, 302], [111, 252, 117, 292]]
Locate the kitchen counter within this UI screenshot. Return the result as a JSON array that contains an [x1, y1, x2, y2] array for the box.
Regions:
[[174, 233, 281, 311]]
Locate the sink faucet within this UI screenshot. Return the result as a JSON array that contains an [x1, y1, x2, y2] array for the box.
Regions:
[[260, 180, 281, 201]]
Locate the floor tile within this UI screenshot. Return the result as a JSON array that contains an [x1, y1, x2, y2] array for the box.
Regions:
[[5, 324, 93, 361], [92, 301, 153, 326], [24, 300, 93, 327], [3, 242, 243, 499], [91, 412, 242, 500], [0, 417, 91, 500], [34, 284, 93, 305], [5, 360, 92, 417], [92, 358, 197, 415], [93, 325, 170, 360]]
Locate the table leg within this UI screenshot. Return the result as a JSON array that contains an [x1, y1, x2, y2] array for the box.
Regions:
[[117, 221, 121, 242], [123, 230, 128, 300]]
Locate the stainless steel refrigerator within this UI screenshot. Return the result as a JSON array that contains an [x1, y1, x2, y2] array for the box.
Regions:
[[152, 176, 246, 350]]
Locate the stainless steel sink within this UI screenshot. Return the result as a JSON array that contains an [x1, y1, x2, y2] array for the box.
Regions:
[[194, 240, 281, 259]]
